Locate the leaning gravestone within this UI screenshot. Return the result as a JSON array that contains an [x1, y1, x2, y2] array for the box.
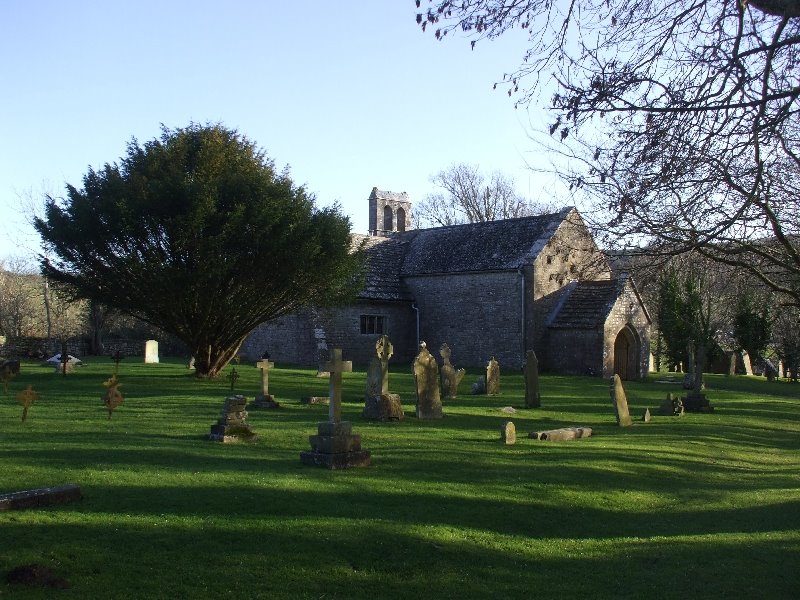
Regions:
[[500, 421, 516, 445], [486, 357, 500, 395], [439, 343, 465, 399], [642, 407, 652, 423], [208, 395, 256, 442], [248, 359, 280, 409], [301, 349, 371, 469], [101, 374, 124, 419], [413, 342, 442, 419], [144, 340, 159, 364], [523, 350, 541, 408], [610, 374, 633, 426], [16, 385, 39, 423], [363, 336, 404, 421]]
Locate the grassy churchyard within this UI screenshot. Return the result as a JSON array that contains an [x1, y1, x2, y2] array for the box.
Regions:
[[1, 357, 799, 599]]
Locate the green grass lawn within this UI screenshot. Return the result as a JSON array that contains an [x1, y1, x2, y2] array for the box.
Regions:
[[1, 358, 799, 599]]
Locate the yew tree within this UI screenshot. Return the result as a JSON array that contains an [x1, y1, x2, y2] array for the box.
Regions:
[[418, 0, 800, 307], [35, 124, 364, 377]]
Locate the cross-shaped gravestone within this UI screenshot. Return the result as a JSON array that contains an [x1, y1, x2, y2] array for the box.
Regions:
[[256, 359, 275, 397], [375, 335, 393, 396], [324, 348, 352, 423]]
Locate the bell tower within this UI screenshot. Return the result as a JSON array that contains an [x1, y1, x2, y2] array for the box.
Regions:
[[368, 187, 412, 237]]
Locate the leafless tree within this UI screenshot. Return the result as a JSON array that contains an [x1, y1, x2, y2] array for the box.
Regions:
[[415, 162, 553, 226], [418, 0, 800, 306]]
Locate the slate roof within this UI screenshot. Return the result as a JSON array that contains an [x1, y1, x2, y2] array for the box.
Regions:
[[352, 234, 412, 301], [354, 207, 577, 300], [548, 279, 624, 328], [399, 208, 574, 276]]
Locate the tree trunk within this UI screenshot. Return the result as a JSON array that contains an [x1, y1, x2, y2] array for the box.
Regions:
[[693, 342, 706, 395], [191, 339, 245, 378]]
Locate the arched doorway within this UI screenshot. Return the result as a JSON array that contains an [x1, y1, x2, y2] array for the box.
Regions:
[[613, 325, 640, 380]]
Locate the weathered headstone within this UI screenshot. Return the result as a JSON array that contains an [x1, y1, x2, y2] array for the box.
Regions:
[[523, 350, 541, 408], [486, 357, 500, 395], [439, 343, 465, 399], [144, 339, 159, 364], [610, 374, 633, 426], [683, 392, 714, 413], [301, 349, 371, 469], [727, 352, 737, 376], [500, 421, 516, 445], [363, 336, 403, 421], [101, 374, 124, 419], [642, 407, 651, 423], [16, 385, 38, 423], [529, 426, 593, 441], [413, 342, 442, 419], [740, 350, 753, 375], [300, 396, 329, 405], [1, 361, 17, 393], [208, 395, 256, 442], [658, 392, 684, 416], [249, 359, 280, 409], [778, 360, 785, 379]]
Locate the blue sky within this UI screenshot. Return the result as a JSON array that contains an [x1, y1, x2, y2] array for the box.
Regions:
[[0, 1, 561, 261]]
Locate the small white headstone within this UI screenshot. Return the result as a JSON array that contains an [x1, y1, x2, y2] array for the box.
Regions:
[[144, 340, 159, 364]]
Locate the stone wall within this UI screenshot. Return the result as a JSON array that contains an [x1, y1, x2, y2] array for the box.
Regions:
[[242, 301, 416, 368], [602, 281, 651, 378], [544, 327, 605, 376], [404, 271, 524, 369]]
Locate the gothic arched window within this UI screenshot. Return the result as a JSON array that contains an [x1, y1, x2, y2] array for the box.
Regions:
[[383, 206, 393, 231], [396, 207, 406, 232]]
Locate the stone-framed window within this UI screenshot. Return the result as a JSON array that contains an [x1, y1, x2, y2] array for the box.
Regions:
[[383, 206, 393, 232], [360, 315, 386, 335]]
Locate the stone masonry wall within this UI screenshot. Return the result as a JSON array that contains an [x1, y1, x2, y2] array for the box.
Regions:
[[544, 328, 605, 376], [404, 271, 524, 369], [241, 301, 416, 368], [602, 282, 651, 378]]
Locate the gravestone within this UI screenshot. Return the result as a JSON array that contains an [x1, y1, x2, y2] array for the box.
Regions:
[[1, 361, 17, 393], [523, 350, 541, 408], [0, 484, 82, 511], [439, 343, 465, 399], [101, 374, 124, 419], [363, 336, 404, 421], [728, 352, 737, 376], [642, 407, 651, 423], [500, 421, 516, 445], [609, 374, 633, 426], [778, 360, 785, 379], [208, 395, 256, 442], [486, 357, 500, 395], [740, 350, 753, 375], [658, 392, 684, 416], [16, 385, 38, 423], [683, 392, 714, 413], [249, 359, 280, 409], [301, 349, 371, 469], [529, 427, 593, 441], [144, 340, 159, 364], [413, 342, 442, 419]]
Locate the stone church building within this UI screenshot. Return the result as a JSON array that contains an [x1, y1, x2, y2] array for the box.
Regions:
[[243, 187, 651, 379]]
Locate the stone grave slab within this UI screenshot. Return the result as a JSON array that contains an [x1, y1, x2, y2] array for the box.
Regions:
[[208, 395, 257, 442], [0, 484, 82, 511]]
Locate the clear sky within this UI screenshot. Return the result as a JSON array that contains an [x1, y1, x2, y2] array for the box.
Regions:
[[0, 1, 560, 262]]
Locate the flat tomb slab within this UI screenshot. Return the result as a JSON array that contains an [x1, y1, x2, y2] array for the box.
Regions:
[[0, 484, 82, 511], [300, 450, 371, 469]]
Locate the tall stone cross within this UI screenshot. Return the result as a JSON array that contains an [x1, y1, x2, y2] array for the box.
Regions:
[[324, 348, 352, 423], [375, 335, 393, 396], [256, 359, 275, 397]]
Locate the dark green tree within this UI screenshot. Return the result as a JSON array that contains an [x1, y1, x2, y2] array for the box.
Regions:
[[35, 124, 364, 377], [733, 293, 773, 362], [657, 266, 718, 392]]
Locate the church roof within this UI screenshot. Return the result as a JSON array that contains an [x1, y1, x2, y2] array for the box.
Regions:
[[547, 279, 624, 328], [352, 234, 413, 301], [398, 208, 574, 275], [355, 207, 580, 300]]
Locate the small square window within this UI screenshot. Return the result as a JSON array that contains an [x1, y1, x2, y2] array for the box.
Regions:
[[360, 314, 386, 335]]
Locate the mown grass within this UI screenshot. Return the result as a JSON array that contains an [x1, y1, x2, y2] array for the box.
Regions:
[[1, 359, 798, 599]]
